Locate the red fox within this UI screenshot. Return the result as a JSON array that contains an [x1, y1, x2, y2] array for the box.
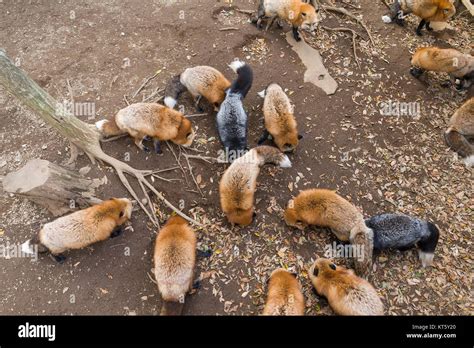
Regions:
[[164, 66, 231, 112], [410, 47, 474, 90], [258, 83, 302, 153], [253, 0, 321, 41], [309, 258, 384, 315], [95, 103, 195, 154], [219, 146, 291, 227], [284, 189, 368, 242], [21, 198, 132, 263], [263, 268, 305, 315], [284, 189, 374, 278], [154, 216, 197, 315], [382, 0, 456, 36], [444, 97, 474, 166]]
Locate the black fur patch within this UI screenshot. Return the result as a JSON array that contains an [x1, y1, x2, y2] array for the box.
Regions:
[[418, 222, 439, 254], [110, 225, 123, 238], [51, 253, 66, 263]]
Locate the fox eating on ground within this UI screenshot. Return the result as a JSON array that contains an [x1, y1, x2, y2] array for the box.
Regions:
[[219, 146, 291, 227], [164, 66, 231, 112], [410, 47, 474, 90], [258, 83, 302, 153], [154, 216, 197, 316], [21, 198, 132, 263], [382, 0, 456, 36], [253, 0, 321, 41], [216, 60, 253, 161], [95, 103, 195, 154]]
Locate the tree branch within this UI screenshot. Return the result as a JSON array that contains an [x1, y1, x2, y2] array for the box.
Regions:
[[0, 49, 201, 227]]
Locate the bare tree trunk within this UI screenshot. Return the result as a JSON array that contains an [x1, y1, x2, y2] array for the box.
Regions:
[[3, 159, 103, 216], [0, 49, 101, 156], [0, 49, 200, 227]]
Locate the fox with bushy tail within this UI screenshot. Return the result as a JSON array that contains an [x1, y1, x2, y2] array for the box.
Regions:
[[216, 60, 253, 162], [164, 66, 231, 111]]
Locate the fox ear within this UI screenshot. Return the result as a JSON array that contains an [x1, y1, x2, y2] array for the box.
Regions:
[[298, 134, 303, 140]]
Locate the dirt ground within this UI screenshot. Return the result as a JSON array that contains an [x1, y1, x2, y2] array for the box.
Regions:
[[0, 0, 472, 315]]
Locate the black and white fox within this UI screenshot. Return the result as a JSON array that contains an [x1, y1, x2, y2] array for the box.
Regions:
[[216, 60, 253, 162]]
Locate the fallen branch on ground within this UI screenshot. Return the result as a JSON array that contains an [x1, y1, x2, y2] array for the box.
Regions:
[[321, 5, 375, 46], [219, 27, 239, 31], [0, 50, 201, 227], [321, 26, 361, 67], [132, 71, 160, 99]]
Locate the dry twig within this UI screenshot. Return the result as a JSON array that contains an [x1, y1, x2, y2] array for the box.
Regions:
[[132, 71, 160, 99], [322, 26, 361, 67], [320, 4, 376, 46]]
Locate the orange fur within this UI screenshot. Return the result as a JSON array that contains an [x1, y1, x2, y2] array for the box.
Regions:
[[309, 258, 384, 315], [38, 198, 132, 255], [263, 268, 305, 315], [257, 0, 321, 38], [154, 215, 197, 315], [220, 146, 291, 226], [284, 189, 366, 242], [411, 47, 474, 78], [447, 97, 474, 134], [262, 83, 300, 152], [270, 0, 319, 28], [96, 103, 194, 149], [445, 98, 474, 162], [180, 66, 231, 109], [408, 0, 456, 21]]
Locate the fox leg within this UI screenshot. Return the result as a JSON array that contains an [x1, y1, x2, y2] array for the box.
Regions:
[[194, 95, 203, 112], [425, 21, 433, 31], [416, 19, 426, 36], [50, 253, 66, 263], [292, 26, 301, 41], [257, 129, 270, 145], [153, 139, 163, 154], [390, 1, 405, 26], [254, 0, 266, 29], [192, 279, 202, 290], [265, 16, 277, 30], [134, 137, 150, 153]]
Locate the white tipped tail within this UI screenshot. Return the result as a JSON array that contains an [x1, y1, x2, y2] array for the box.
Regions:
[[164, 96, 177, 109], [95, 119, 108, 132], [279, 155, 292, 168], [463, 155, 474, 167], [21, 240, 35, 255], [229, 60, 246, 73], [257, 89, 266, 98], [382, 15, 392, 23], [418, 250, 434, 267]]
